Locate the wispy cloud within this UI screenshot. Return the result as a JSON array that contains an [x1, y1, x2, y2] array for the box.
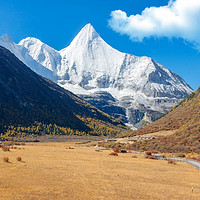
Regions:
[[108, 0, 200, 51]]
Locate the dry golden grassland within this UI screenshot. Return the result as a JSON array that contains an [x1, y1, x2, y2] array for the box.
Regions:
[[140, 130, 177, 137], [0, 142, 200, 200]]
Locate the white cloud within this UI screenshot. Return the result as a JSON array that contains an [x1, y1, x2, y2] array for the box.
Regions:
[[108, 0, 200, 50]]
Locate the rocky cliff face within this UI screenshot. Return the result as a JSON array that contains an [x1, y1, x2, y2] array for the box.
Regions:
[[0, 24, 193, 128]]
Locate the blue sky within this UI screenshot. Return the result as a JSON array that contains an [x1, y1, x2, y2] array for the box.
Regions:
[[0, 0, 199, 90]]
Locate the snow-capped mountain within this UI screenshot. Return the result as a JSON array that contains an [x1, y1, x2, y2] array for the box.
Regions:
[[19, 37, 61, 79], [0, 24, 193, 128], [0, 34, 53, 81]]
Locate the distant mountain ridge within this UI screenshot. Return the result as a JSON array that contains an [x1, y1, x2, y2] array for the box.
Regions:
[[0, 46, 126, 136], [0, 24, 193, 128]]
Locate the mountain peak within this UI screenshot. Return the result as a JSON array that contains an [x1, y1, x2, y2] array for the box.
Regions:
[[19, 36, 42, 43], [2, 34, 12, 42], [0, 34, 15, 50], [19, 37, 44, 48], [67, 23, 100, 47], [19, 37, 60, 73], [0, 34, 13, 46], [81, 23, 97, 33], [84, 23, 93, 28]]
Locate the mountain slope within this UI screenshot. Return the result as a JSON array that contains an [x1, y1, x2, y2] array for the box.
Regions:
[[19, 37, 61, 76], [127, 87, 200, 153], [126, 88, 200, 136], [0, 24, 193, 127], [0, 34, 54, 81], [0, 46, 126, 136]]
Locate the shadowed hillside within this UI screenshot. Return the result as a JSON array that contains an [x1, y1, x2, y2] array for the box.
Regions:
[[0, 46, 127, 139]]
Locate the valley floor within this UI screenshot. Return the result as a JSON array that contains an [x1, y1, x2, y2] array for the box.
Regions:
[[0, 142, 200, 200]]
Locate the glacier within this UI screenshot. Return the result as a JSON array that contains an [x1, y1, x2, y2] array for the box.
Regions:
[[0, 23, 193, 128]]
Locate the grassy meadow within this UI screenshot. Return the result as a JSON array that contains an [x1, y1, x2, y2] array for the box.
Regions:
[[0, 142, 200, 200]]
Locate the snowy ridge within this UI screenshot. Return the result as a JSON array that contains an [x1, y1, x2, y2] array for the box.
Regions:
[[0, 24, 193, 127], [0, 34, 53, 81], [19, 37, 61, 78], [59, 23, 125, 80]]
